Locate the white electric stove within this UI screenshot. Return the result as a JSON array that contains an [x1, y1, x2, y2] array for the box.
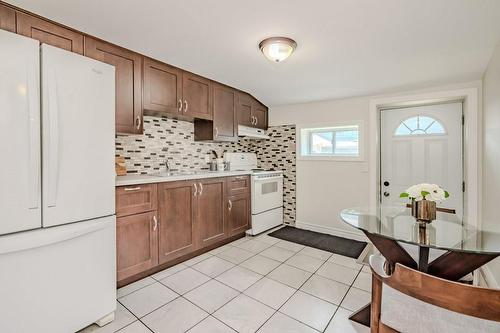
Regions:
[[225, 153, 284, 235]]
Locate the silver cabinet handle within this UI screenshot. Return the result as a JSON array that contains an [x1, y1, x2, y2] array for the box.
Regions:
[[193, 183, 198, 196], [228, 200, 232, 211], [250, 116, 254, 125], [178, 99, 182, 112], [153, 215, 158, 231], [124, 187, 141, 191], [214, 127, 219, 138], [184, 100, 188, 113], [235, 176, 246, 180], [255, 117, 258, 126], [136, 116, 141, 130], [198, 182, 203, 196], [251, 116, 255, 125]]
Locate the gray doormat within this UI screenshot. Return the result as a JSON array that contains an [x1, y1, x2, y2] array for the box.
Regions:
[[268, 226, 367, 259]]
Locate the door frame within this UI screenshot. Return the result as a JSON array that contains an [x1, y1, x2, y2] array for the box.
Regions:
[[369, 87, 480, 228]]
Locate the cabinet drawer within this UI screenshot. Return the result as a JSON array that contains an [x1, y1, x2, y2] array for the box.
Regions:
[[226, 175, 250, 195], [116, 184, 157, 217]]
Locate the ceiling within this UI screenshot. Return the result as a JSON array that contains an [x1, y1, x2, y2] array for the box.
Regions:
[[10, 0, 500, 106]]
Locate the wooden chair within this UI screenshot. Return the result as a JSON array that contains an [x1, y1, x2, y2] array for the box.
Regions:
[[369, 254, 500, 333]]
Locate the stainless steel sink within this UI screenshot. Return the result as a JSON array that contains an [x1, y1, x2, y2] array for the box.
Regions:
[[152, 170, 199, 177]]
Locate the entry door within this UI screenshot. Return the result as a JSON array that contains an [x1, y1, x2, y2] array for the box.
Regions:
[[380, 103, 463, 219]]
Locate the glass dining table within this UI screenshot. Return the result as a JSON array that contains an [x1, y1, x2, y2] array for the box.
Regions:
[[340, 206, 500, 327]]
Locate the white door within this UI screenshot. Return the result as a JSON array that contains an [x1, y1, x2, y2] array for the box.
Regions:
[[381, 103, 463, 219], [41, 44, 116, 227], [0, 30, 41, 235]]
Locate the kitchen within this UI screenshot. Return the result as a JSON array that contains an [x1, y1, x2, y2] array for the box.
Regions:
[[2, 1, 500, 333]]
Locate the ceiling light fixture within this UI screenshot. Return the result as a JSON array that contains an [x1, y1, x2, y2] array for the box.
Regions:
[[259, 37, 297, 63]]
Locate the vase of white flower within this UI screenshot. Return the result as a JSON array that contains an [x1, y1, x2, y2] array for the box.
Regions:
[[400, 183, 449, 224]]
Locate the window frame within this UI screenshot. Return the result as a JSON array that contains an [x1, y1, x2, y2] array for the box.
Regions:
[[297, 121, 365, 161]]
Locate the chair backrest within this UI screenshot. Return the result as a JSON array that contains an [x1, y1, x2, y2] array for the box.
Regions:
[[369, 254, 500, 333]]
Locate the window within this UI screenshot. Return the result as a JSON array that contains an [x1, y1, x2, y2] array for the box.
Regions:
[[298, 123, 363, 160], [394, 116, 446, 136]]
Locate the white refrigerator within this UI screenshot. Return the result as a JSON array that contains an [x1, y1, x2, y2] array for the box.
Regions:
[[0, 30, 116, 332]]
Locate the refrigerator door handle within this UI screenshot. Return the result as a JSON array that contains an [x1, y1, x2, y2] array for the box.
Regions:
[[46, 69, 60, 207], [27, 65, 40, 209]]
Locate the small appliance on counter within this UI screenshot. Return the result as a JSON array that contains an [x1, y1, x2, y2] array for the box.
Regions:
[[225, 153, 284, 235]]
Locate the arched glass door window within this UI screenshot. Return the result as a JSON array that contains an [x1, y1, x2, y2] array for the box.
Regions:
[[394, 116, 446, 136]]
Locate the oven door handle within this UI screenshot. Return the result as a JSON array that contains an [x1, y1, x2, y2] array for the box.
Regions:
[[253, 177, 283, 182]]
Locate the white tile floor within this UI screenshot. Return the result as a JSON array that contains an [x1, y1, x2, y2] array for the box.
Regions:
[[80, 233, 371, 333]]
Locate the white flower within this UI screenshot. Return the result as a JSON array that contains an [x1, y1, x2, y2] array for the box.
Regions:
[[401, 183, 449, 202]]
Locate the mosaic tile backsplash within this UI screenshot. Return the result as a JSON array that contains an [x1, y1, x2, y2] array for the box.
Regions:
[[115, 115, 296, 224]]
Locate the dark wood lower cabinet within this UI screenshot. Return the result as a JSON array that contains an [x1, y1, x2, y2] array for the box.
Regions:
[[197, 179, 226, 248], [116, 211, 158, 282], [116, 176, 251, 286], [158, 181, 197, 264], [227, 193, 250, 236]]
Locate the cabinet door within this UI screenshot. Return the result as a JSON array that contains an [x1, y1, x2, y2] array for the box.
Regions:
[[237, 92, 253, 127], [196, 178, 226, 247], [116, 211, 158, 282], [17, 12, 83, 54], [158, 181, 197, 264], [227, 193, 250, 236], [116, 184, 157, 218], [0, 4, 15, 32], [213, 83, 237, 141], [84, 37, 143, 134], [252, 101, 268, 130], [143, 58, 182, 114], [182, 72, 212, 120]]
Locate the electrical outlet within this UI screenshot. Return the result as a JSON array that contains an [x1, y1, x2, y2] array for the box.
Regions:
[[204, 155, 211, 163]]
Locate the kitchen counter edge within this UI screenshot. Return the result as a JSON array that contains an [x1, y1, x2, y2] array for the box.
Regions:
[[116, 171, 252, 187]]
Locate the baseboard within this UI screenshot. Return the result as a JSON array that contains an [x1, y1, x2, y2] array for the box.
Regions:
[[480, 264, 499, 289], [295, 220, 369, 243]]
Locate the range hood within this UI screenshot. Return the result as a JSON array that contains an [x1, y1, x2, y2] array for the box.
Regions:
[[237, 125, 270, 139]]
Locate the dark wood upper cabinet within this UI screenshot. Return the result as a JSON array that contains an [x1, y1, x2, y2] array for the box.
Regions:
[[227, 193, 250, 236], [0, 4, 15, 32], [16, 12, 84, 54], [252, 100, 268, 129], [143, 57, 182, 114], [193, 83, 237, 142], [237, 92, 253, 127], [213, 84, 237, 140], [116, 211, 158, 282], [196, 178, 226, 248], [84, 37, 143, 134], [158, 181, 197, 264], [236, 92, 268, 130], [182, 72, 212, 120]]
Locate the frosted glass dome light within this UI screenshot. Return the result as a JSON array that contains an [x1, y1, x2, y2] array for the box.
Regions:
[[259, 37, 297, 63]]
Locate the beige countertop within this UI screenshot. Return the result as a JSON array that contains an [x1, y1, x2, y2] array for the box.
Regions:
[[116, 170, 252, 187]]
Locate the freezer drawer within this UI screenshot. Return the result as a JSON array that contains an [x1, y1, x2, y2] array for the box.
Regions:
[[0, 216, 116, 333]]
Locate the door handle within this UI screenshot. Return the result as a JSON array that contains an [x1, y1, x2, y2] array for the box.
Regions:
[[228, 200, 232, 211], [153, 215, 158, 231], [27, 61, 40, 209], [177, 99, 182, 112], [383, 192, 390, 197], [193, 183, 198, 196], [184, 100, 188, 113], [198, 182, 203, 196], [124, 187, 141, 191], [135, 115, 141, 130], [46, 69, 60, 208]]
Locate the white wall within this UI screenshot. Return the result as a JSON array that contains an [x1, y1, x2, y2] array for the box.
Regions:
[[270, 81, 481, 239], [482, 44, 500, 286]]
